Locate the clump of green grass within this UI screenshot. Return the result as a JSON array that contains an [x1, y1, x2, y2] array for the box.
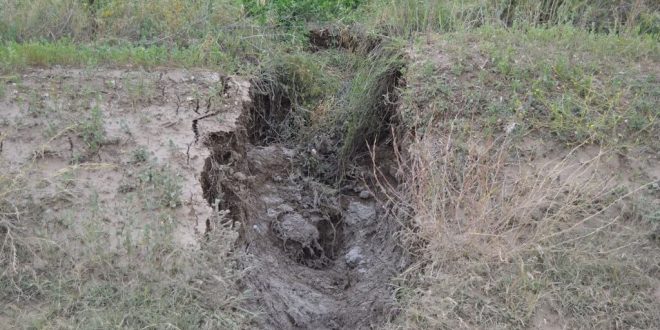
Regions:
[[131, 147, 149, 163], [138, 164, 183, 209], [338, 42, 405, 168], [0, 41, 259, 73], [249, 53, 341, 143], [79, 105, 105, 154], [124, 72, 157, 106], [247, 39, 406, 181]]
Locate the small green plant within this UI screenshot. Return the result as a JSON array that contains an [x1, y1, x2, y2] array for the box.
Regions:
[[119, 119, 131, 136], [79, 105, 105, 153], [25, 91, 45, 117], [125, 72, 156, 107], [131, 147, 149, 163], [339, 44, 405, 169], [138, 165, 182, 209], [250, 53, 340, 143]]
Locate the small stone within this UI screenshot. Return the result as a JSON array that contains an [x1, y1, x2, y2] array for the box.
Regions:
[[359, 190, 371, 199], [344, 201, 376, 226], [345, 246, 363, 268], [252, 224, 264, 234], [505, 122, 517, 134], [266, 208, 279, 218], [275, 212, 319, 244], [233, 171, 247, 181], [388, 165, 398, 178], [278, 204, 294, 213]]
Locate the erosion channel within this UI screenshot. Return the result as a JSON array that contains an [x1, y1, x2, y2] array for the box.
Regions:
[[195, 44, 408, 329]]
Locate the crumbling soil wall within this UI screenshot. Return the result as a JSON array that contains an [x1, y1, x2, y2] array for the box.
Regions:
[[196, 69, 408, 329]]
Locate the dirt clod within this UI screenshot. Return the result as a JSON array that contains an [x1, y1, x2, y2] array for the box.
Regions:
[[345, 246, 364, 268], [359, 190, 371, 199], [345, 201, 377, 226]]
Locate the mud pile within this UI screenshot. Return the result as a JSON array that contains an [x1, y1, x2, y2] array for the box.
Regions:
[[196, 75, 407, 328]]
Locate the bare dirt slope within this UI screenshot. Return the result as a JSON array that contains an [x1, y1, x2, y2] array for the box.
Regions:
[[1, 68, 250, 327], [1, 68, 248, 248]]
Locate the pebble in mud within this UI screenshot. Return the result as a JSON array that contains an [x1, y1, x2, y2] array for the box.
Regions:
[[233, 171, 247, 181], [359, 190, 371, 199], [345, 246, 364, 268], [267, 203, 294, 218], [344, 201, 376, 226], [273, 212, 319, 244]]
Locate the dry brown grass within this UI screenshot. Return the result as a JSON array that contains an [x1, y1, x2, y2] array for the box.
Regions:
[[383, 36, 660, 328], [387, 123, 659, 328]]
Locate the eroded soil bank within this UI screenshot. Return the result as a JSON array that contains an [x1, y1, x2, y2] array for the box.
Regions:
[[197, 75, 408, 328], [1, 64, 407, 329]]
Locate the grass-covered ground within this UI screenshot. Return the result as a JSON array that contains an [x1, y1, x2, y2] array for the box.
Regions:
[[1, 0, 659, 329], [394, 26, 659, 329]]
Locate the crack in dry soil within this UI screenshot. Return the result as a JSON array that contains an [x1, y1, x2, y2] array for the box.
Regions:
[[197, 80, 407, 329]]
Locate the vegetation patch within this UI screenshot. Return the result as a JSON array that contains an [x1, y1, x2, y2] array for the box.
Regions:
[[1, 0, 659, 329], [338, 43, 405, 170], [248, 53, 340, 144], [242, 0, 365, 26]]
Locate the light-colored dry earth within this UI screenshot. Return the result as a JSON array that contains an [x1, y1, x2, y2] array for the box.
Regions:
[[1, 68, 249, 250]]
